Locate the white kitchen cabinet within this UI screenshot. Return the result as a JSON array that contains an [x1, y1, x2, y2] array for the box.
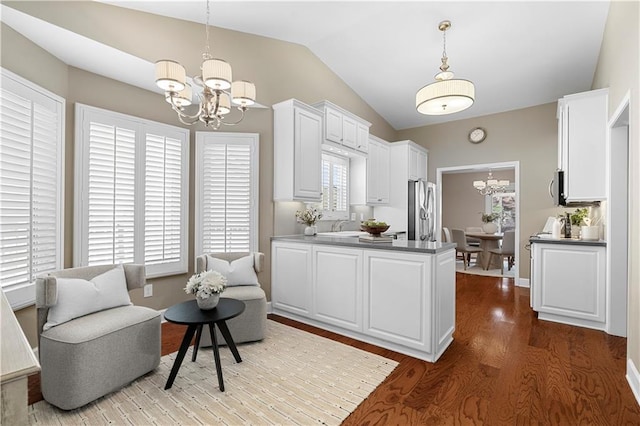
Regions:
[[271, 241, 313, 317], [312, 246, 363, 332], [363, 250, 431, 351], [313, 100, 370, 153], [557, 88, 608, 202], [367, 136, 390, 204], [531, 241, 606, 330], [273, 99, 323, 201], [409, 145, 428, 181], [373, 140, 428, 233], [356, 122, 369, 153], [271, 237, 456, 362]]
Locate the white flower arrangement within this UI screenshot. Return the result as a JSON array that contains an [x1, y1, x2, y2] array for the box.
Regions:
[[184, 270, 227, 299], [295, 207, 322, 226]]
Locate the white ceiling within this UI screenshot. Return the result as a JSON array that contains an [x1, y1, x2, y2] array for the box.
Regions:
[[3, 1, 610, 130]]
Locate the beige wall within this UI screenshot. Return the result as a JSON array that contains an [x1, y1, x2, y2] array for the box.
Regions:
[[442, 170, 516, 232], [397, 103, 560, 280], [1, 1, 396, 347], [592, 0, 640, 374]]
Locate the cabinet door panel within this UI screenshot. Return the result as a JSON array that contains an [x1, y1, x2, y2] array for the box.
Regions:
[[294, 108, 322, 200], [325, 108, 343, 144], [534, 244, 605, 323], [342, 115, 358, 148], [272, 243, 312, 316], [356, 123, 369, 153], [313, 247, 362, 331], [364, 251, 431, 351]]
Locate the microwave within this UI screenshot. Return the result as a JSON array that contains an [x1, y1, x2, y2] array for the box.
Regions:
[[551, 170, 600, 207]]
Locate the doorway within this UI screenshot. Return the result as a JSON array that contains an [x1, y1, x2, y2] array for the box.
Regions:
[[437, 161, 521, 284], [607, 93, 630, 337]]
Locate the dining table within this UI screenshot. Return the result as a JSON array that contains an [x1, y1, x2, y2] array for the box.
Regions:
[[465, 232, 503, 270]]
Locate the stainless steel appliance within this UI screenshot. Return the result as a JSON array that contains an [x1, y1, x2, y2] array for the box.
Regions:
[[407, 180, 436, 241]]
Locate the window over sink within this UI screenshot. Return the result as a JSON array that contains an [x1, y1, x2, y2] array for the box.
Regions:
[[320, 152, 349, 220]]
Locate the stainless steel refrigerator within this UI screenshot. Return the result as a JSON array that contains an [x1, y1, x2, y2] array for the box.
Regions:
[[407, 180, 436, 241]]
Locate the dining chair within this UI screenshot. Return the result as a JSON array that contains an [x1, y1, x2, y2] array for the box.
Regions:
[[465, 226, 483, 247], [488, 230, 515, 274], [444, 227, 465, 261], [451, 229, 483, 270]]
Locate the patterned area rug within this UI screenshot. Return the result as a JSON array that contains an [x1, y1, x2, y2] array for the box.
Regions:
[[29, 320, 398, 425]]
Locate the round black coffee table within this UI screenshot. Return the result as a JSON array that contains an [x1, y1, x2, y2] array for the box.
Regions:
[[163, 297, 245, 391]]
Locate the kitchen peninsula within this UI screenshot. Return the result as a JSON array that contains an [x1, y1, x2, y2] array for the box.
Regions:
[[271, 235, 456, 362]]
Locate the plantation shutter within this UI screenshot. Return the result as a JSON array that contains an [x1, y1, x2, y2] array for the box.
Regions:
[[0, 71, 63, 307], [320, 153, 349, 219], [145, 133, 184, 266], [196, 132, 258, 255], [86, 122, 136, 265], [75, 104, 189, 276]]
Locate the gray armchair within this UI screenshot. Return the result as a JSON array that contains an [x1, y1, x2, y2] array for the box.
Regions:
[[36, 264, 161, 410], [195, 252, 267, 346]]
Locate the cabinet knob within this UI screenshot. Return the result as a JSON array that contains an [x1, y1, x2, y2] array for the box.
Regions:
[[377, 198, 382, 201]]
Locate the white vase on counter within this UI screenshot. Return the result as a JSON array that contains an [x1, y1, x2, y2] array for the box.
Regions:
[[581, 225, 599, 241], [482, 222, 498, 234], [304, 225, 317, 236]]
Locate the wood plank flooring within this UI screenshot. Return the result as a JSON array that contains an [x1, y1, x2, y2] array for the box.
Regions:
[[29, 273, 640, 424]]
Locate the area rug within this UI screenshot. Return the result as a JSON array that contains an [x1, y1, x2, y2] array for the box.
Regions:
[[455, 259, 515, 278], [29, 320, 398, 425]]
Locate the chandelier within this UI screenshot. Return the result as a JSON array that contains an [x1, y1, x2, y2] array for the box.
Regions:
[[416, 20, 475, 115], [154, 0, 256, 129], [473, 171, 509, 196]]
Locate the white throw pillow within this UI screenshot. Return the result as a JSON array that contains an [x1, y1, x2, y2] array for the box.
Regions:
[[44, 265, 132, 331], [206, 254, 259, 287]]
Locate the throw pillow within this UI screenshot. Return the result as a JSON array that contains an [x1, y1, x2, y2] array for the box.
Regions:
[[44, 265, 132, 331], [206, 254, 259, 286]]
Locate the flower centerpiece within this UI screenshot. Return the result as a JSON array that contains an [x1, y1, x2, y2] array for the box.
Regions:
[[184, 270, 227, 310], [480, 212, 500, 234], [295, 207, 322, 235]]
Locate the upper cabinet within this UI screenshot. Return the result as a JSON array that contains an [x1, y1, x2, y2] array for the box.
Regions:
[[557, 88, 608, 202], [366, 136, 390, 204], [273, 99, 323, 202], [408, 144, 428, 181], [313, 101, 371, 154]]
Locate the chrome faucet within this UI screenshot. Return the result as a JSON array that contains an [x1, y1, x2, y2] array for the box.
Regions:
[[331, 220, 349, 232]]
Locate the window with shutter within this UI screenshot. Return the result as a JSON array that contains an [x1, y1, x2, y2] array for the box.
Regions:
[[320, 153, 349, 220], [75, 104, 189, 277], [195, 132, 259, 255], [0, 69, 64, 309]]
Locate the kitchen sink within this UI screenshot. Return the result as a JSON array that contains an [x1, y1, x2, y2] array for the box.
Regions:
[[316, 231, 369, 238]]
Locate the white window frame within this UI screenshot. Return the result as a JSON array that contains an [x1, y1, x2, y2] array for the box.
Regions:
[[195, 132, 259, 257], [0, 68, 65, 309], [320, 152, 349, 221], [74, 104, 189, 278]]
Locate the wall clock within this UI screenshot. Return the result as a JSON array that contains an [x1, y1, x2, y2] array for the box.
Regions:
[[468, 127, 487, 144]]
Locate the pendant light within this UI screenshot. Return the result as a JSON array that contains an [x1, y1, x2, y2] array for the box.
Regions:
[[416, 20, 475, 115]]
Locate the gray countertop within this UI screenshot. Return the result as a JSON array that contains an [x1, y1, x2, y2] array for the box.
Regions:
[[271, 234, 456, 254], [529, 235, 606, 247]]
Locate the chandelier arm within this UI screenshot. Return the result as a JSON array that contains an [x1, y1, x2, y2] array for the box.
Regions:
[[166, 93, 205, 121], [217, 107, 247, 126], [175, 113, 203, 126]]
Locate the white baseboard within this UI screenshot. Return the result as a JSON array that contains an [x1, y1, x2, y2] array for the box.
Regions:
[[627, 358, 640, 406], [266, 301, 273, 314], [517, 278, 530, 288]]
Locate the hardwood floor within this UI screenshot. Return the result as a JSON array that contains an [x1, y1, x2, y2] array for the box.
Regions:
[[29, 273, 640, 424]]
